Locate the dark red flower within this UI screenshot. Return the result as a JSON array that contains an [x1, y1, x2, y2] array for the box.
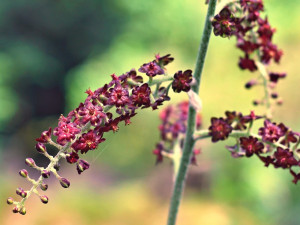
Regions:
[[107, 84, 130, 107], [239, 136, 264, 157], [36, 127, 52, 143], [78, 102, 106, 126], [66, 152, 79, 164], [155, 54, 174, 66], [138, 61, 164, 77], [119, 69, 143, 88], [53, 118, 81, 145], [151, 87, 170, 110], [257, 17, 275, 44], [225, 111, 247, 130], [209, 118, 232, 142], [273, 147, 298, 168], [131, 83, 151, 107], [72, 130, 105, 154], [258, 120, 284, 143], [258, 155, 275, 167], [237, 38, 259, 55], [238, 55, 257, 72], [212, 7, 238, 38], [269, 72, 286, 83], [172, 70, 193, 93], [261, 43, 283, 64]]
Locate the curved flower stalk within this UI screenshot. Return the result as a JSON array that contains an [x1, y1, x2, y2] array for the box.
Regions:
[[7, 54, 195, 215], [212, 0, 285, 118]]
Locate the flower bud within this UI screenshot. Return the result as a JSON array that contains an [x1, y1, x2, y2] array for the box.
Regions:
[[245, 80, 257, 89], [54, 163, 60, 171], [40, 183, 48, 191], [253, 100, 260, 106], [36, 128, 52, 143], [77, 160, 90, 174], [12, 206, 20, 213], [271, 93, 278, 99], [19, 207, 26, 215], [20, 191, 27, 198], [40, 195, 49, 204], [25, 158, 36, 167], [16, 188, 23, 196], [19, 169, 28, 178], [59, 177, 70, 188], [36, 143, 46, 154], [41, 170, 50, 179], [7, 197, 14, 205]]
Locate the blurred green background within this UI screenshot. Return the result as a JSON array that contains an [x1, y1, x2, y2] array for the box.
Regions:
[[1, 0, 300, 224]]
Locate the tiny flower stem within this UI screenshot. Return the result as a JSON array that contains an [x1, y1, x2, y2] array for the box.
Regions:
[[48, 139, 63, 150], [166, 1, 217, 225], [149, 75, 173, 86], [256, 61, 272, 118]]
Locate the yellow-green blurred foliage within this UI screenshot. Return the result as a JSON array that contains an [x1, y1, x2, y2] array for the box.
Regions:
[[1, 0, 300, 224]]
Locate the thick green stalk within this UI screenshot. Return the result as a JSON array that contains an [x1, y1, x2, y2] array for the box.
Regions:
[[166, 1, 217, 225]]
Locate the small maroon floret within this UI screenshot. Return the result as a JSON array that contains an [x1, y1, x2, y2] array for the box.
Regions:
[[36, 127, 52, 143], [66, 152, 79, 164], [78, 102, 106, 126], [155, 54, 174, 66], [269, 72, 286, 83], [72, 130, 105, 154], [258, 120, 284, 142], [172, 70, 193, 93], [53, 117, 81, 145], [138, 61, 164, 77], [107, 84, 130, 107], [239, 136, 264, 157], [273, 147, 298, 168], [212, 7, 238, 38], [209, 117, 232, 142], [238, 55, 257, 72], [131, 83, 151, 107]]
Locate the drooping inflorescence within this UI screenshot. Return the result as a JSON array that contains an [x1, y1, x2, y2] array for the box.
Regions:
[[7, 54, 195, 215], [212, 0, 285, 117]]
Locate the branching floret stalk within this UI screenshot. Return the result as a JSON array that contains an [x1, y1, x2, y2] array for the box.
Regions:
[[7, 54, 196, 215]]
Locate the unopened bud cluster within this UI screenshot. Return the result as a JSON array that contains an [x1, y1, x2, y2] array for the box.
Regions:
[[7, 54, 194, 214]]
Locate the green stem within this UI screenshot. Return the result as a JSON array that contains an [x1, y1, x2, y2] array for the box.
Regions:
[[166, 1, 217, 225]]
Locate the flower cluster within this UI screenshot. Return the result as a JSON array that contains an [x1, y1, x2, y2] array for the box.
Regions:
[[212, 0, 285, 116], [7, 54, 193, 215], [153, 101, 202, 165], [207, 111, 300, 184]]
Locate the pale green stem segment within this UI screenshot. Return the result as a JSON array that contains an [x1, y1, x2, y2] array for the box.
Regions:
[[256, 61, 272, 118], [166, 1, 217, 225]]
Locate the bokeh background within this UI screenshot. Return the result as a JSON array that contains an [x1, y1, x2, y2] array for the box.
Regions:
[[1, 0, 300, 224]]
